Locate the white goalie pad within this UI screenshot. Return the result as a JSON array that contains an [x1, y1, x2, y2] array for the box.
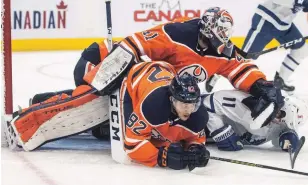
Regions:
[[89, 45, 136, 91], [6, 95, 109, 151]]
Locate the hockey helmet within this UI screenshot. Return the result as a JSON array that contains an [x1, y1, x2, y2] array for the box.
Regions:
[[169, 74, 200, 104], [278, 96, 308, 131], [199, 7, 234, 56]]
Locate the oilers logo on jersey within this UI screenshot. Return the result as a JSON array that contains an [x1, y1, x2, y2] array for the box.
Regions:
[[178, 64, 208, 83]]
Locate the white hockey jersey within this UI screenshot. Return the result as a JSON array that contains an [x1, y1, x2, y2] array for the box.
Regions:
[[256, 0, 304, 30], [203, 90, 291, 148]]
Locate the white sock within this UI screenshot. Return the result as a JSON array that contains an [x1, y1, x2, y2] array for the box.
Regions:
[[279, 44, 308, 81], [279, 54, 299, 81]]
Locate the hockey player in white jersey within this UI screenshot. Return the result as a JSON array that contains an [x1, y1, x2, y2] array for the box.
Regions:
[[203, 91, 308, 152], [242, 0, 308, 92]]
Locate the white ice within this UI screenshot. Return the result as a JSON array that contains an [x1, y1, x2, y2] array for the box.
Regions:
[[2, 50, 308, 185]]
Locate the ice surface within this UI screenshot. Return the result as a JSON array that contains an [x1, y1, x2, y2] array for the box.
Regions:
[[1, 50, 308, 185]]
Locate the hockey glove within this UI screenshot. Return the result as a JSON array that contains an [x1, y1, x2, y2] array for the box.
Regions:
[[157, 143, 210, 170], [187, 144, 210, 171], [279, 130, 299, 153], [157, 143, 188, 170], [249, 79, 284, 126], [211, 125, 244, 151], [301, 0, 308, 11]]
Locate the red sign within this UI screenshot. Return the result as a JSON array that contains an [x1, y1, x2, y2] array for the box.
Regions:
[[134, 0, 204, 22]]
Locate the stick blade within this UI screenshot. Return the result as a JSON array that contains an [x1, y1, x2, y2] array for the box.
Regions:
[[291, 136, 305, 169]]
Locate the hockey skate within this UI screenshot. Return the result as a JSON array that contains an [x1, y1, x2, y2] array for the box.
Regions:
[[274, 72, 295, 92]]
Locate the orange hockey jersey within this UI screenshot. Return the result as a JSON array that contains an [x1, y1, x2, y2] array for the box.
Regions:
[[84, 17, 265, 92], [120, 62, 207, 167]]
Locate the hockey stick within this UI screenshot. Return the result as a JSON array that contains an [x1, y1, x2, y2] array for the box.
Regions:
[[235, 36, 308, 59], [288, 136, 306, 169], [105, 0, 113, 51], [207, 156, 308, 176]]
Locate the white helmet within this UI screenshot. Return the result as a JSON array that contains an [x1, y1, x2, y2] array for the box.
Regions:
[[199, 7, 234, 56], [277, 96, 308, 131]]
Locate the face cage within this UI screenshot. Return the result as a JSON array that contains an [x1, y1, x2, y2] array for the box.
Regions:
[[274, 106, 302, 131], [212, 15, 233, 45], [200, 15, 233, 45]]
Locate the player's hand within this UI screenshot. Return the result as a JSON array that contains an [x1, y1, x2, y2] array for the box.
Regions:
[[249, 79, 284, 125], [186, 144, 210, 171], [211, 125, 244, 151], [279, 130, 299, 153], [157, 143, 210, 170], [157, 143, 188, 170]]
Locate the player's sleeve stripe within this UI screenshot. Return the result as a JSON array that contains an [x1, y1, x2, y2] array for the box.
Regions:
[[132, 67, 150, 89], [223, 97, 236, 101], [228, 62, 253, 80], [125, 37, 142, 62], [222, 103, 236, 108], [132, 34, 146, 56], [124, 143, 138, 150], [125, 135, 143, 143], [132, 63, 151, 83], [231, 65, 258, 85], [120, 41, 134, 54], [235, 69, 259, 89], [206, 94, 215, 113], [125, 140, 149, 154]]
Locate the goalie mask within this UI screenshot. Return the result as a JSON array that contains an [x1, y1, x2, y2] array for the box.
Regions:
[[276, 96, 308, 131], [199, 7, 234, 56]]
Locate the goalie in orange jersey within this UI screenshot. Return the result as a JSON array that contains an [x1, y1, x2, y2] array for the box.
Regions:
[[22, 7, 284, 141], [70, 7, 284, 139]]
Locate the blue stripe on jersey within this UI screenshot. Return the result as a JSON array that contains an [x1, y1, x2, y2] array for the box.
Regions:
[[206, 94, 216, 113], [222, 103, 236, 108]]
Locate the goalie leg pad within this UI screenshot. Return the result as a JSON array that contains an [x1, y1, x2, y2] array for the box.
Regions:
[[10, 85, 109, 151], [83, 44, 137, 95], [30, 89, 73, 105]]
